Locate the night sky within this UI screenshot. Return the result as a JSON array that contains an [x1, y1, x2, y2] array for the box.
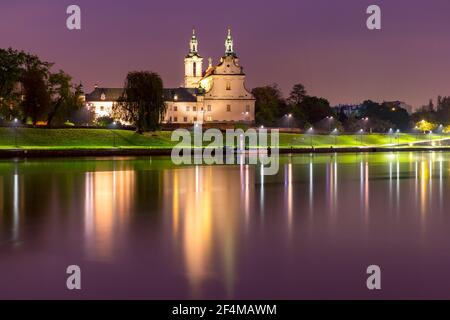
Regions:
[[1, 0, 450, 109]]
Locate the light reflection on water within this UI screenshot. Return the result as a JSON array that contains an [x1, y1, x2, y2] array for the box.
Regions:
[[1, 153, 450, 299]]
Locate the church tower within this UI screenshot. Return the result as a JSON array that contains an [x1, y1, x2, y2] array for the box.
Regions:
[[184, 29, 203, 88], [225, 28, 236, 57]]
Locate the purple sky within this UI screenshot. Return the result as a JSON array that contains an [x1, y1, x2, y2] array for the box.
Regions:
[[1, 0, 450, 109]]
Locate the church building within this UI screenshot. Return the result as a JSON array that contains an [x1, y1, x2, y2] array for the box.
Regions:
[[85, 29, 255, 125]]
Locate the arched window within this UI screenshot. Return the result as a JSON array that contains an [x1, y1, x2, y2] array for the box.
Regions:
[[226, 82, 231, 90], [193, 62, 197, 77]]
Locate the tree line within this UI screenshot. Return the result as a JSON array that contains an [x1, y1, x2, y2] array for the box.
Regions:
[[252, 83, 450, 133], [0, 48, 166, 132], [0, 48, 89, 126]]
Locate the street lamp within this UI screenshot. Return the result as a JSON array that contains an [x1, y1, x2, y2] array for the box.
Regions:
[[285, 114, 293, 130], [307, 127, 314, 147], [396, 129, 400, 147], [388, 128, 394, 145], [111, 121, 117, 148], [359, 129, 364, 146], [13, 118, 19, 148], [326, 116, 334, 132], [331, 128, 339, 145]]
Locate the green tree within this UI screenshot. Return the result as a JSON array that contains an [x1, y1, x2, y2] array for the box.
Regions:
[[416, 120, 437, 133], [436, 96, 450, 124], [21, 67, 50, 125], [288, 83, 307, 105], [252, 84, 285, 126], [47, 71, 84, 126], [299, 96, 333, 125], [0, 48, 53, 122], [411, 100, 437, 124], [113, 71, 165, 132]]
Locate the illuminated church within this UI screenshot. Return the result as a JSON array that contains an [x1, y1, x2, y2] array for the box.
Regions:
[[85, 28, 255, 125]]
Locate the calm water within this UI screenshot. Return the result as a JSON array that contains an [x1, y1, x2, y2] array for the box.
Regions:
[[1, 153, 450, 299]]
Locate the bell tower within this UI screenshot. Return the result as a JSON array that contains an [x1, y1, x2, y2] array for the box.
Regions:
[[225, 27, 236, 57], [184, 29, 203, 88]]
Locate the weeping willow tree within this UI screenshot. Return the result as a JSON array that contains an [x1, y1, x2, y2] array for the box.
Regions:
[[113, 71, 166, 133]]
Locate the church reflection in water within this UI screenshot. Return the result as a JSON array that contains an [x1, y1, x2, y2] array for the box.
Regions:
[[163, 164, 254, 298], [83, 169, 135, 261]]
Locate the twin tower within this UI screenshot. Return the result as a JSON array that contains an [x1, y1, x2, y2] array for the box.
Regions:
[[184, 28, 235, 88]]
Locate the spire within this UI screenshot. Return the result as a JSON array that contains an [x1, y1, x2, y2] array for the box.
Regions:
[[189, 28, 198, 55], [225, 27, 235, 56]]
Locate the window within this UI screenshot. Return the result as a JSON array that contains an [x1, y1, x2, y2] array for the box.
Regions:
[[186, 106, 190, 112], [207, 105, 212, 112], [174, 106, 178, 112], [227, 105, 231, 112], [183, 117, 188, 122], [207, 116, 212, 122], [193, 117, 198, 122], [100, 106, 105, 111], [226, 82, 231, 90], [193, 62, 197, 77], [245, 105, 250, 112], [193, 107, 197, 112], [169, 116, 172, 122], [174, 117, 178, 122]]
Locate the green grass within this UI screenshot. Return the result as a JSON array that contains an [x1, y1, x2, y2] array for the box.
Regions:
[[0, 127, 448, 150], [278, 133, 447, 148]]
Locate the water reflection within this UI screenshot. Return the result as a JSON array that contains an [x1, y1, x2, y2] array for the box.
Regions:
[[84, 170, 135, 261], [2, 153, 450, 298]]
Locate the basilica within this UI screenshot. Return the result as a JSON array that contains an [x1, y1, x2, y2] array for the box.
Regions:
[[85, 29, 256, 125]]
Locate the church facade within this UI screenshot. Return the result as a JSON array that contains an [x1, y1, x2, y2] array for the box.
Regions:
[[85, 29, 255, 125]]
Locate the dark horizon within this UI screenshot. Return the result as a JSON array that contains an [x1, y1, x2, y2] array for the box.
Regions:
[[2, 0, 450, 109]]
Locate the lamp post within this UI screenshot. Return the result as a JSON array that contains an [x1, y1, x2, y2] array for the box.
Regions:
[[388, 128, 393, 145], [285, 114, 293, 130], [13, 118, 19, 148], [359, 129, 364, 146], [326, 116, 334, 133], [332, 128, 338, 145], [307, 127, 314, 147], [396, 129, 400, 147], [111, 121, 117, 148]]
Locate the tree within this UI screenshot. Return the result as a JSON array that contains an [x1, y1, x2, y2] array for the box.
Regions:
[[288, 83, 307, 105], [252, 84, 285, 127], [436, 96, 450, 124], [0, 48, 54, 123], [299, 96, 333, 125], [21, 67, 50, 125], [47, 71, 84, 126], [113, 71, 165, 132], [416, 120, 437, 133], [358, 100, 410, 131], [411, 100, 437, 124]]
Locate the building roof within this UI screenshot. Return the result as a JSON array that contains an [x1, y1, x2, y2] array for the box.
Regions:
[[164, 87, 202, 102], [85, 87, 124, 102], [85, 87, 202, 103]]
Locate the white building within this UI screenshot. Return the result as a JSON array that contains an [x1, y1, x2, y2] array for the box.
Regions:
[[85, 28, 255, 125]]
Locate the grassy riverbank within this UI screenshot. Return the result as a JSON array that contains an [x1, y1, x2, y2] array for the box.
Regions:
[[0, 127, 448, 150]]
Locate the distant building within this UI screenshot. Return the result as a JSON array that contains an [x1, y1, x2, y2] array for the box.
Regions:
[[84, 28, 255, 125], [84, 87, 123, 118], [333, 104, 364, 117]]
